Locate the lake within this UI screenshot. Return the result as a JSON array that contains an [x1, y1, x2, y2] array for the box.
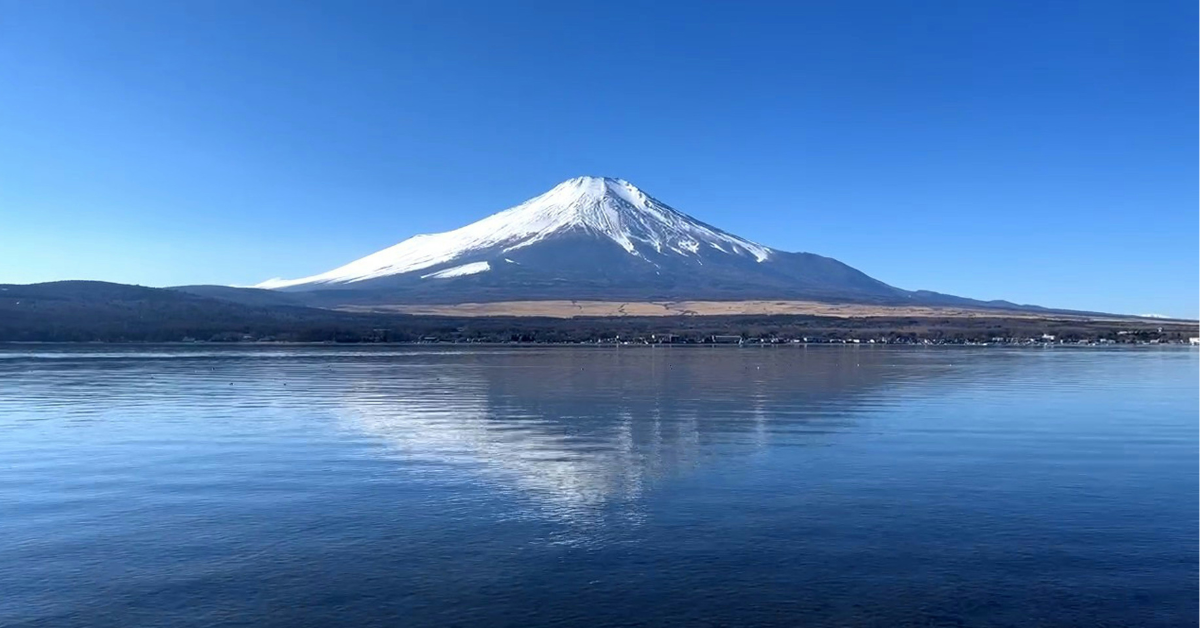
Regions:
[[1, 345, 1195, 627]]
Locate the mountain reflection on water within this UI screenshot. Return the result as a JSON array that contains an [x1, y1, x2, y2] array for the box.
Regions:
[[1, 345, 1195, 628], [338, 347, 909, 526]]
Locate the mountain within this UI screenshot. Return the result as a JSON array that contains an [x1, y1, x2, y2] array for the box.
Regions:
[[253, 176, 921, 305], [0, 182, 1183, 342]]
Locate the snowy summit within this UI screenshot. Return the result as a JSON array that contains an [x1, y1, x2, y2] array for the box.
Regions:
[[256, 176, 772, 289]]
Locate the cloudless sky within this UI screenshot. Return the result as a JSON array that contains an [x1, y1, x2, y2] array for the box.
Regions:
[[1, 0, 1196, 317]]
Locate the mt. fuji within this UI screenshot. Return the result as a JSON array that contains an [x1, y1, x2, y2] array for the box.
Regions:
[[257, 177, 773, 289], [252, 176, 947, 306]]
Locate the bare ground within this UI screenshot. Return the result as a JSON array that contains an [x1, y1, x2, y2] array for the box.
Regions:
[[336, 300, 1147, 321]]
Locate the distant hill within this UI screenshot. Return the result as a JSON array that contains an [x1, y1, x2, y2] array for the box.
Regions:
[[0, 281, 363, 342], [170, 284, 312, 307]]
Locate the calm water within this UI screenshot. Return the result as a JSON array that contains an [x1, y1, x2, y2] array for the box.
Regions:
[[1, 345, 1196, 627]]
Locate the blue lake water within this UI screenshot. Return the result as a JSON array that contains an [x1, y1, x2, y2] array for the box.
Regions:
[[1, 345, 1196, 627]]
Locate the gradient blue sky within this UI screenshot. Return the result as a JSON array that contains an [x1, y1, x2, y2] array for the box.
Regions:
[[1, 0, 1196, 317]]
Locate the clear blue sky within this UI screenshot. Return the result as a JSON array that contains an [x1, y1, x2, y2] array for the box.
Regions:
[[1, 0, 1196, 317]]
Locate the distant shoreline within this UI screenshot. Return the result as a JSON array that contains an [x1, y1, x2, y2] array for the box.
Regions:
[[3, 281, 1194, 344], [2, 340, 1196, 348]]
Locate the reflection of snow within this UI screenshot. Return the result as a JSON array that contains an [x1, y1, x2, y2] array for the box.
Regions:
[[333, 350, 875, 535]]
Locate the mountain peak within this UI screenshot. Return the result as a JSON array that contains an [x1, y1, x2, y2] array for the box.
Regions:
[[540, 176, 645, 209], [256, 177, 774, 289], [562, 175, 625, 184], [559, 175, 630, 187]]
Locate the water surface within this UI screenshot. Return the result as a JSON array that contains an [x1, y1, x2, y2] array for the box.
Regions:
[[1, 345, 1196, 627]]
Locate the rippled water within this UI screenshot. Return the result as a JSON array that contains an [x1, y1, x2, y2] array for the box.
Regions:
[[1, 345, 1196, 627]]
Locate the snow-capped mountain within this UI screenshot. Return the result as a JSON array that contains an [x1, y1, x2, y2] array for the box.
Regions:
[[257, 177, 773, 288], [254, 176, 910, 304]]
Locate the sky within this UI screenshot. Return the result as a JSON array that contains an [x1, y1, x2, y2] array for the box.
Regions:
[[1, 0, 1196, 317]]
